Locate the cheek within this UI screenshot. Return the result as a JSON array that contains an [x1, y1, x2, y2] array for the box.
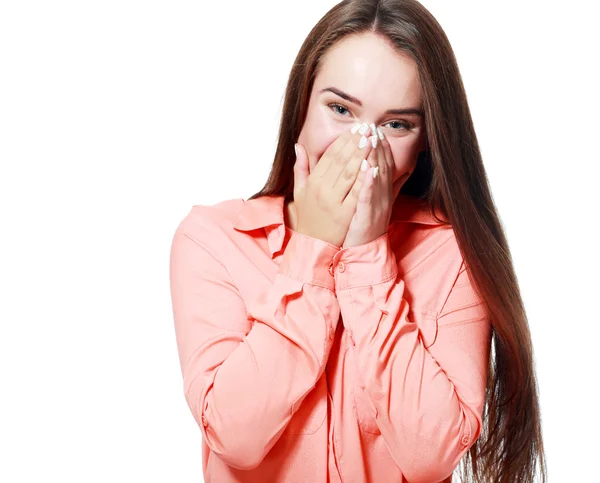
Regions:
[[388, 140, 421, 178], [298, 106, 349, 163]]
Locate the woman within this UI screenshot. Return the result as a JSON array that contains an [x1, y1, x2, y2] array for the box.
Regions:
[[169, 0, 547, 481]]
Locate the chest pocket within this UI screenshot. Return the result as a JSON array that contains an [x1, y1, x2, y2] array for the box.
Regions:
[[282, 373, 327, 435], [351, 305, 438, 435]]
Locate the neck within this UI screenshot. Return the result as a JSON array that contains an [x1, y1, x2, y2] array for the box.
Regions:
[[284, 199, 297, 231]]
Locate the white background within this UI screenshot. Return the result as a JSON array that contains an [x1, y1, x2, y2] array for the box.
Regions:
[[1, 1, 598, 481]]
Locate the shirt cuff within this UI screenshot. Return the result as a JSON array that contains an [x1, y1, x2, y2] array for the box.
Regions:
[[332, 232, 398, 291], [278, 231, 340, 291]]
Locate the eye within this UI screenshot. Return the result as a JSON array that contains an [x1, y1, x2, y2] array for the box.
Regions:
[[328, 102, 413, 131], [383, 120, 413, 131], [328, 103, 352, 117]]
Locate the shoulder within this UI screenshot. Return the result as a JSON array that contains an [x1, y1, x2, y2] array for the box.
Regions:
[[173, 197, 246, 249], [395, 221, 468, 314]]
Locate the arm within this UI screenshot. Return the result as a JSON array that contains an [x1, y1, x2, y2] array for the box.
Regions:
[[170, 221, 340, 470], [334, 232, 491, 483]]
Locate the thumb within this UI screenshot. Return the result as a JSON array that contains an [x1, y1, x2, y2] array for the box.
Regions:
[[293, 143, 309, 194]]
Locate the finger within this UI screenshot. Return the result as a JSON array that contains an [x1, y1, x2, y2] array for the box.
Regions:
[[322, 122, 372, 184], [293, 142, 310, 197], [311, 122, 365, 179], [360, 140, 378, 199], [346, 164, 375, 230], [340, 156, 369, 219], [307, 126, 353, 179], [371, 160, 383, 206], [359, 166, 376, 206], [330, 133, 375, 205], [369, 123, 380, 151], [378, 128, 395, 177], [366, 135, 378, 168]]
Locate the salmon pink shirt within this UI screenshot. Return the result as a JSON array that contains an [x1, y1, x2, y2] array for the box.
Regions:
[[169, 193, 492, 483]]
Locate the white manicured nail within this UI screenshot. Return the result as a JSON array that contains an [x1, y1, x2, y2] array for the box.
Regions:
[[361, 159, 369, 171], [359, 135, 368, 148], [373, 166, 379, 179], [351, 123, 361, 134], [371, 135, 378, 148], [377, 127, 384, 140], [370, 123, 377, 136], [358, 122, 370, 135]]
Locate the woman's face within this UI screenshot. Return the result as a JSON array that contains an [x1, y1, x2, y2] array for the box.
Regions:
[[297, 32, 426, 184]]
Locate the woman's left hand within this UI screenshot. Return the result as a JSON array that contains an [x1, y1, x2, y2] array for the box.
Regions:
[[341, 128, 410, 249]]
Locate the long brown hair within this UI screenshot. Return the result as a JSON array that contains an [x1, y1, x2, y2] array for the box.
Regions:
[[248, 1, 547, 481]]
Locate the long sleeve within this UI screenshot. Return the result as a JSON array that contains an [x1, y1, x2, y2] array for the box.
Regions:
[[334, 232, 492, 483], [169, 222, 341, 470]]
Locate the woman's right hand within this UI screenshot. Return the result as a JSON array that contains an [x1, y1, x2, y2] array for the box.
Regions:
[[293, 123, 375, 247]]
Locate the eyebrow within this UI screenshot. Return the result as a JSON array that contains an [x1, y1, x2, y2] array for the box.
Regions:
[[319, 86, 424, 117]]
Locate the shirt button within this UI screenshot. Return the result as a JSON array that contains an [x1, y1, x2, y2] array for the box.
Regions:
[[201, 415, 208, 427], [337, 262, 345, 272], [461, 434, 469, 446]]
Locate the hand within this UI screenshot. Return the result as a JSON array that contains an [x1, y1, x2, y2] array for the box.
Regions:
[[293, 123, 375, 247], [341, 127, 410, 249]]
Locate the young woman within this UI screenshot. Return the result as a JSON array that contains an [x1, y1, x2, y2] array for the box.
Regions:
[[169, 1, 547, 481]]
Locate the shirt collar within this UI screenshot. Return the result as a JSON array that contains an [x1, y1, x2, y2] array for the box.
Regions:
[[232, 194, 286, 232], [232, 193, 446, 257]]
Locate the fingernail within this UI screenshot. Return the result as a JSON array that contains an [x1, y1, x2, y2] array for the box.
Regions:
[[370, 123, 377, 136], [358, 122, 370, 135], [351, 122, 361, 134], [361, 159, 369, 171], [371, 135, 378, 148], [359, 135, 368, 148], [377, 127, 384, 140], [373, 166, 379, 179]]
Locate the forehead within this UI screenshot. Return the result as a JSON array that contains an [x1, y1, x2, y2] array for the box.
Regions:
[[315, 33, 421, 103]]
